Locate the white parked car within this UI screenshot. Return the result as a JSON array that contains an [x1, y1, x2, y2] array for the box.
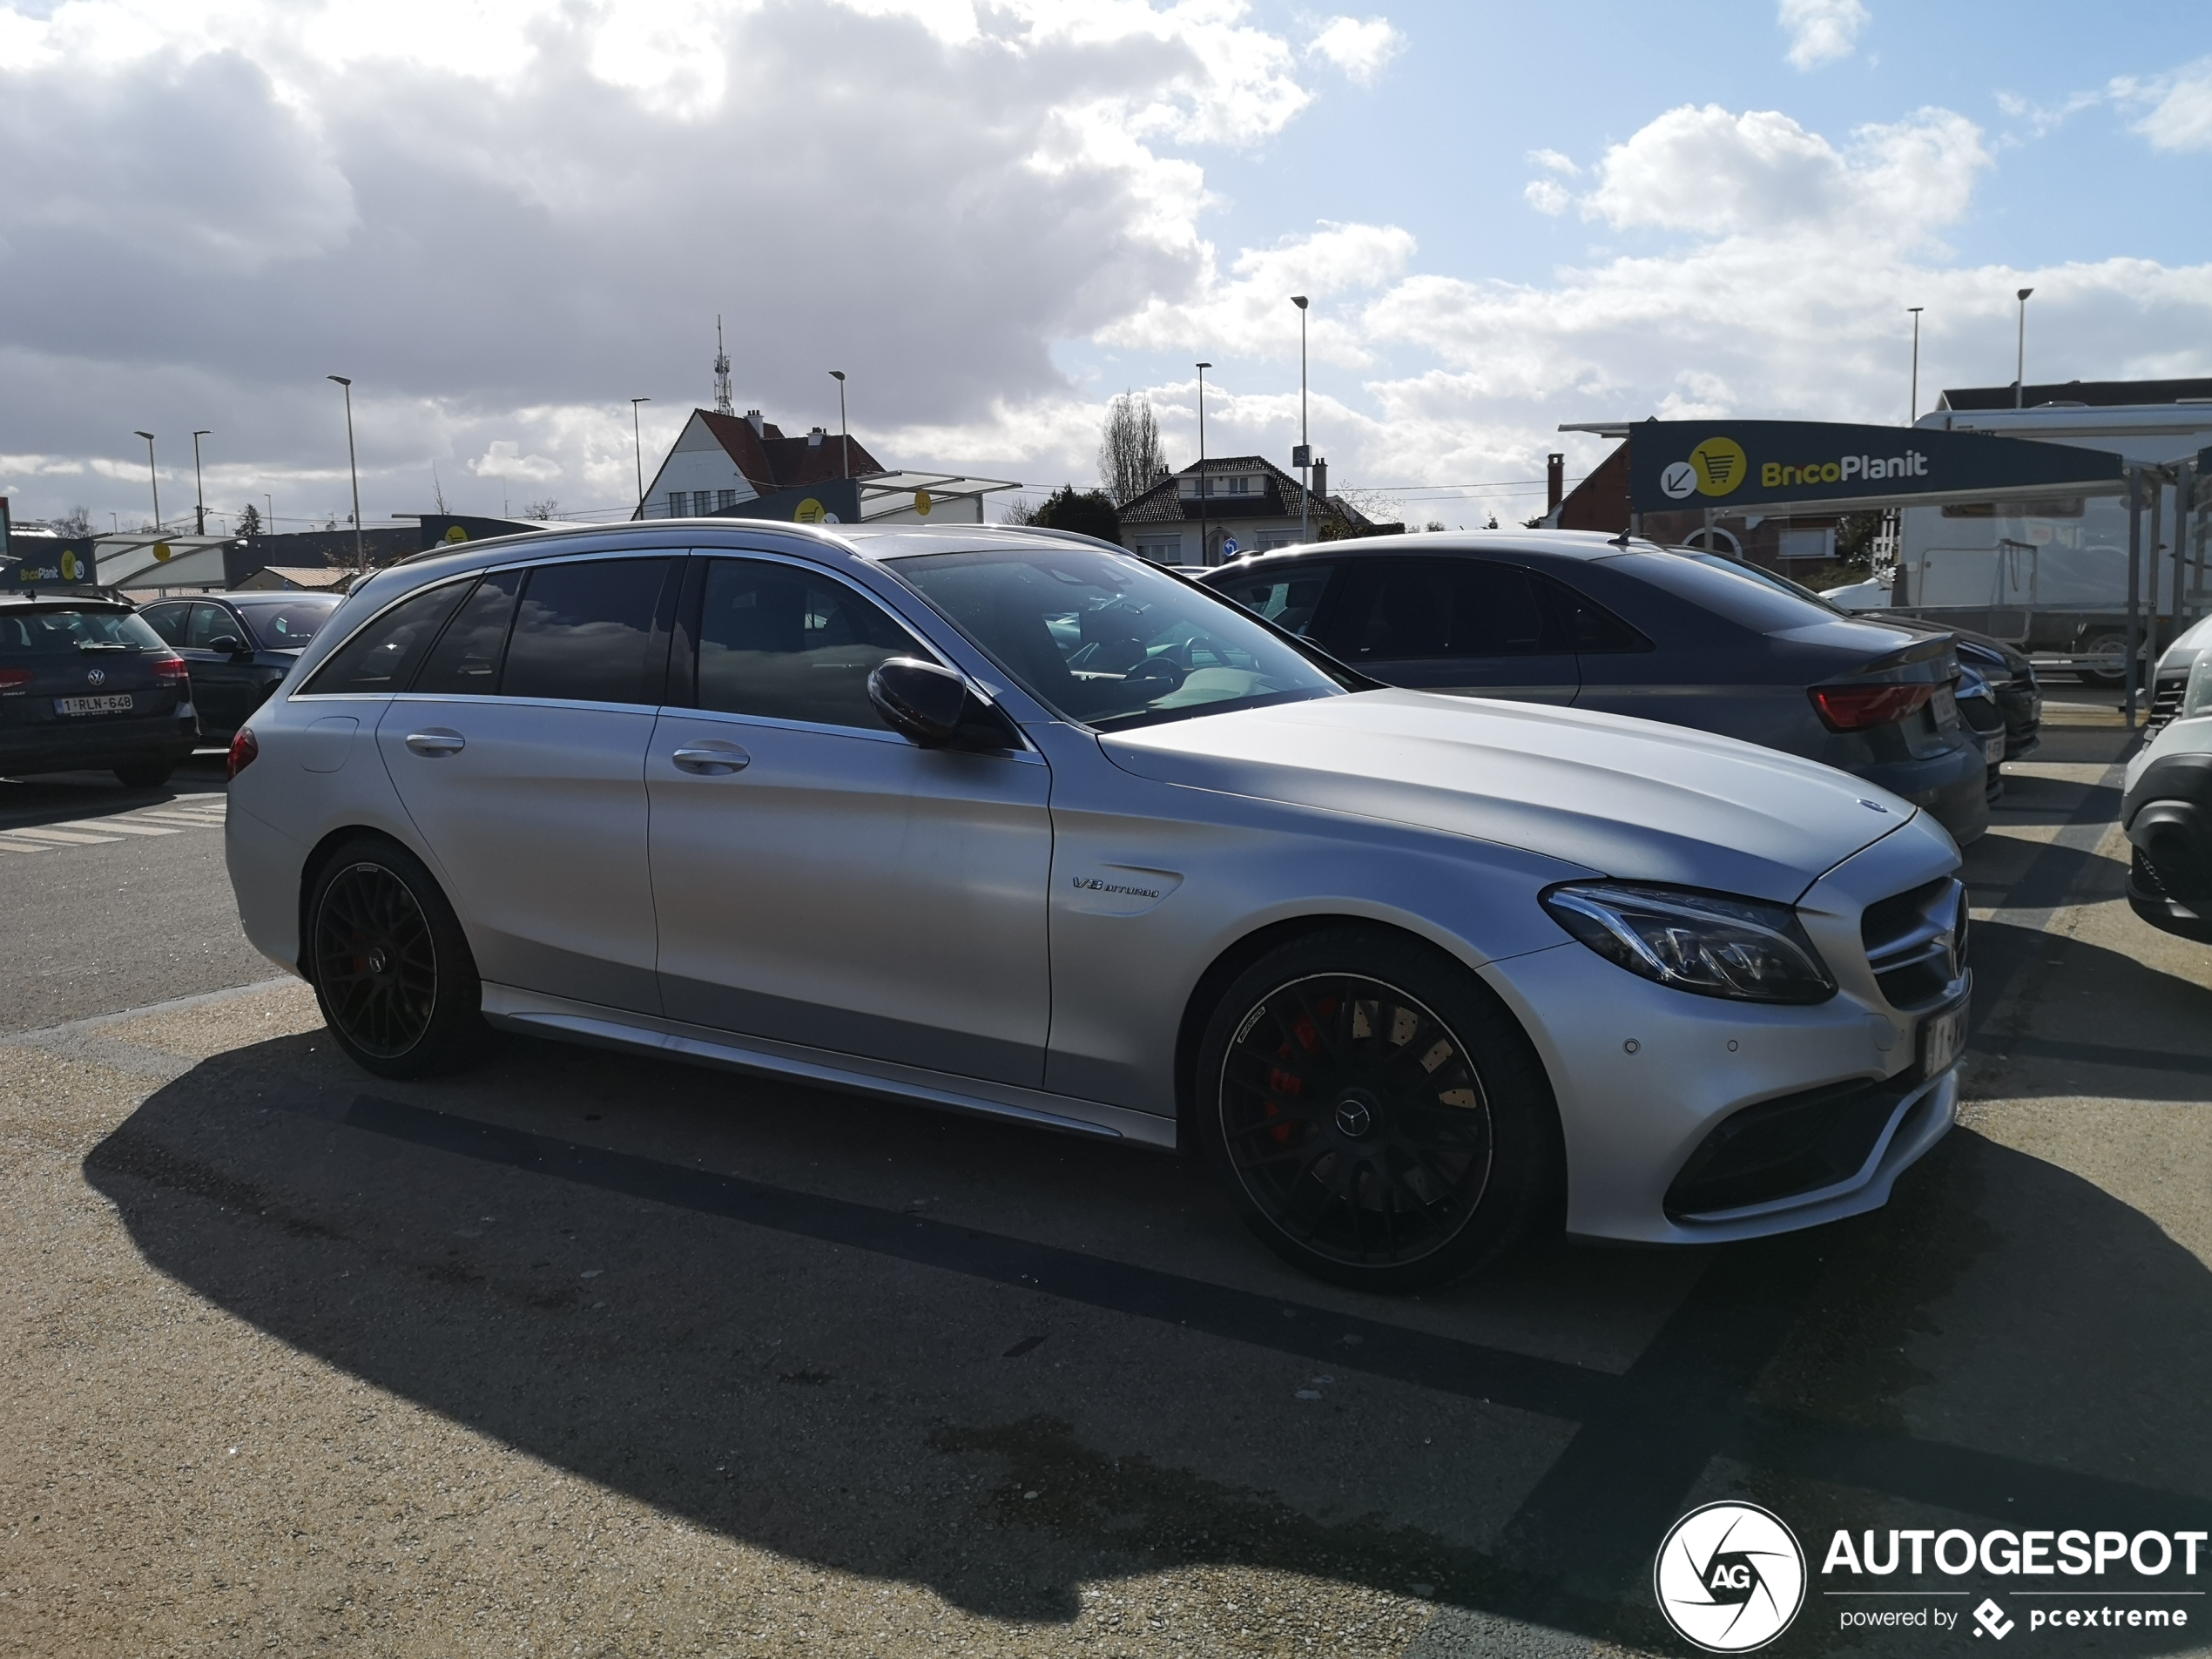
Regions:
[[224, 523, 1968, 1288], [1818, 577, 1893, 612]]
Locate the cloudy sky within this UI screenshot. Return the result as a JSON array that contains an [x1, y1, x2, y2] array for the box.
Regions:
[[2, 0, 2208, 536]]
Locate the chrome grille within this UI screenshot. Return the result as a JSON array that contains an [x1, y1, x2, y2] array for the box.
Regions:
[[1861, 876, 1967, 1011]]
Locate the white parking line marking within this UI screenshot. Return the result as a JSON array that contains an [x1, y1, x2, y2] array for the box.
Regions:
[[82, 820, 184, 837], [2, 826, 125, 846], [0, 838, 51, 853]]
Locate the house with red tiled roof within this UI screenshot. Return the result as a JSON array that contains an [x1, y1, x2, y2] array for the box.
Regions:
[[1115, 455, 1395, 565], [639, 408, 890, 519]]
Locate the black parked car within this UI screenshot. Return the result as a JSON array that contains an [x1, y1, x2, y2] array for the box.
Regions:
[[1203, 532, 1989, 845], [0, 595, 199, 787], [138, 592, 347, 742]]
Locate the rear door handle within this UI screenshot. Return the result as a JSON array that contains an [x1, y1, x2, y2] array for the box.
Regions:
[[671, 741, 750, 774], [404, 729, 465, 756]]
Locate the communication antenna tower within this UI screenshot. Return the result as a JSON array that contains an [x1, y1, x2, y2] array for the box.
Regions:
[[712, 315, 734, 415]]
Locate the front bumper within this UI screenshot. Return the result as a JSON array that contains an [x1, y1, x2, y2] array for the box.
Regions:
[[1480, 809, 1965, 1244]]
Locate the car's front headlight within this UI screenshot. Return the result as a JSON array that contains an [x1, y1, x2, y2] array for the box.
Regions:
[[1541, 883, 1837, 1004]]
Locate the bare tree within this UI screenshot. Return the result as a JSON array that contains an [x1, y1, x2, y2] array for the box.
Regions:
[[53, 505, 92, 537], [1097, 393, 1167, 505], [523, 499, 561, 521]]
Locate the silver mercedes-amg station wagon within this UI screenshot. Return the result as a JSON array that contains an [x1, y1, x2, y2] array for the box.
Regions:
[[225, 523, 1970, 1289]]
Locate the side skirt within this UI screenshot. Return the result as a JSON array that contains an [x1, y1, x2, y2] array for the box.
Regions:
[[478, 982, 1179, 1150]]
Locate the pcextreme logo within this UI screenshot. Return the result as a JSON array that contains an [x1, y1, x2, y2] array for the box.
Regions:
[[1655, 1502, 1807, 1652]]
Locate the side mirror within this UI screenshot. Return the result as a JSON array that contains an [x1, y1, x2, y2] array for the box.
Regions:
[[868, 657, 978, 746], [206, 635, 246, 657]]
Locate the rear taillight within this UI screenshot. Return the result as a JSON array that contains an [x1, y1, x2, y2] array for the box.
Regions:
[[152, 654, 191, 685], [0, 668, 31, 691], [227, 727, 259, 779], [1810, 682, 1936, 732]]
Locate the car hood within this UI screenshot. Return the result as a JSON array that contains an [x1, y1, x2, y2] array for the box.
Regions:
[[1101, 690, 1912, 902]]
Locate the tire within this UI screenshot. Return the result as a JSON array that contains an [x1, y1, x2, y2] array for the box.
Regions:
[[306, 836, 487, 1078], [114, 761, 174, 790], [1194, 927, 1561, 1291], [2081, 631, 2128, 687]]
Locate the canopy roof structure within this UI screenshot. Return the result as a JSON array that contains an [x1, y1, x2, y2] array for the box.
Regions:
[[1622, 419, 2127, 518]]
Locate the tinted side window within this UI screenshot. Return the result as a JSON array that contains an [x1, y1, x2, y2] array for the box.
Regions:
[[1546, 577, 1653, 653], [502, 559, 672, 705], [1211, 564, 1335, 636], [695, 558, 926, 729], [303, 581, 471, 695], [1335, 559, 1563, 661], [140, 604, 189, 645], [186, 603, 234, 648], [414, 570, 521, 695]]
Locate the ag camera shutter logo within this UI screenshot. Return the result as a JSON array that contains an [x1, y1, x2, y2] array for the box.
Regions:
[[1655, 1501, 1806, 1652]]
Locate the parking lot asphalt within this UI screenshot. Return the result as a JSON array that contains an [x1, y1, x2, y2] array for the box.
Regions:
[[3, 698, 2209, 1657]]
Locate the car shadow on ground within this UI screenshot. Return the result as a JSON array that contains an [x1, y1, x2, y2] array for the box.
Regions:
[[0, 753, 227, 824], [79, 1025, 2212, 1652]]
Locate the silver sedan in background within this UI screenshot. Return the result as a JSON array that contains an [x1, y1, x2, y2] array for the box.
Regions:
[[225, 523, 1968, 1289]]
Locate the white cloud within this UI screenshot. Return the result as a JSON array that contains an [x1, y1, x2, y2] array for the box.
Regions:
[[1305, 16, 1404, 85], [2114, 55, 2212, 152], [1777, 0, 1867, 70], [1527, 148, 1581, 177], [1523, 179, 1572, 216], [1572, 105, 1986, 246], [1097, 221, 1416, 366], [467, 441, 563, 483]]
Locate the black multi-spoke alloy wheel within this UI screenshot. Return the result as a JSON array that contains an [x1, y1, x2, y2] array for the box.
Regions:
[[307, 837, 485, 1078], [1197, 928, 1561, 1291]]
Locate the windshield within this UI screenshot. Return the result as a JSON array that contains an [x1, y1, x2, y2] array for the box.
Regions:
[[0, 606, 165, 653], [892, 545, 1345, 729], [1679, 550, 1844, 612], [233, 597, 341, 647], [1631, 550, 1842, 633]]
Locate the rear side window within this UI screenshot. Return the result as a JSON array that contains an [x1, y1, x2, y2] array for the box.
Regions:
[[1545, 577, 1653, 653], [692, 557, 926, 729], [1211, 564, 1336, 636], [1332, 559, 1565, 661], [140, 604, 190, 645], [502, 559, 672, 705], [303, 580, 471, 695], [413, 570, 521, 695]]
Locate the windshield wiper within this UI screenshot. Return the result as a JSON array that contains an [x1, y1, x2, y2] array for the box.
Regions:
[[76, 641, 129, 652]]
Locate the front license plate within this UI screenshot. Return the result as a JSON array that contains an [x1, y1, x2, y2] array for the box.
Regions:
[[56, 694, 135, 715], [1919, 1000, 1968, 1077]]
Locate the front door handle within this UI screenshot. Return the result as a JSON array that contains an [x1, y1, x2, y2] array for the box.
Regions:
[[405, 729, 465, 757], [671, 741, 751, 774]]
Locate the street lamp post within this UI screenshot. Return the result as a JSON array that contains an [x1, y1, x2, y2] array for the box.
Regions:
[[829, 371, 849, 480], [630, 397, 651, 519], [191, 430, 211, 536], [1195, 362, 1211, 565], [328, 376, 364, 571], [1906, 307, 1924, 423], [1291, 297, 1310, 544], [132, 431, 161, 533], [2014, 287, 2034, 409]]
